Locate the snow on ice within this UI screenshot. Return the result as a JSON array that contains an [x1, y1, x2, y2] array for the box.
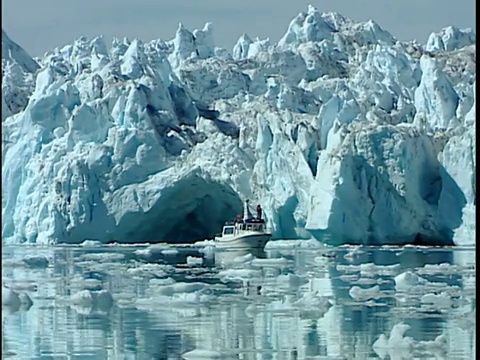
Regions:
[[1, 5, 476, 246]]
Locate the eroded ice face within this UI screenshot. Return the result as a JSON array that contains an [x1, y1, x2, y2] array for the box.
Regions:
[[2, 6, 476, 247]]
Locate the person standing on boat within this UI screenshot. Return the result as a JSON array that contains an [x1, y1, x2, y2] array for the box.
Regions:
[[256, 204, 262, 220]]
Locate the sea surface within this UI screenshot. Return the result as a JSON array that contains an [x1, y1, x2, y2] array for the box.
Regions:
[[2, 242, 476, 360]]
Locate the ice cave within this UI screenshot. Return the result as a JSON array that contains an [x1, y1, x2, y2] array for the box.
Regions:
[[112, 175, 243, 243]]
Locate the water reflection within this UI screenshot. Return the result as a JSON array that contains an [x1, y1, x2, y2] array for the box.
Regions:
[[2, 244, 475, 359], [327, 246, 465, 346], [214, 247, 266, 268]]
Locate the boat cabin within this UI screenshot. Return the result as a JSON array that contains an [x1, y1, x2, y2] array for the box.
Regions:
[[220, 199, 267, 237], [222, 220, 266, 236]]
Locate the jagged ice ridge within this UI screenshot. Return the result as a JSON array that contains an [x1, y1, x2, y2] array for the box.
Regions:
[[1, 5, 476, 245]]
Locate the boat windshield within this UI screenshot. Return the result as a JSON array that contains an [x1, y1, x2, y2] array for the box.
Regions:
[[223, 226, 235, 235]]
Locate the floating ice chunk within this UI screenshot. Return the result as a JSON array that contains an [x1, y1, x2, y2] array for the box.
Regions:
[[416, 263, 460, 275], [70, 289, 113, 310], [336, 264, 359, 273], [299, 239, 324, 248], [343, 246, 365, 261], [115, 295, 136, 308], [79, 253, 125, 262], [337, 263, 400, 277], [80, 278, 103, 290], [292, 290, 333, 319], [363, 300, 388, 307], [194, 240, 216, 247], [153, 282, 206, 296], [394, 271, 427, 291], [265, 239, 322, 250], [276, 273, 309, 289], [354, 277, 387, 286], [420, 292, 453, 309], [68, 274, 105, 290], [338, 274, 359, 283], [251, 257, 289, 268], [4, 281, 38, 292], [265, 240, 295, 249], [2, 287, 33, 313], [161, 248, 179, 256], [372, 322, 414, 358], [233, 253, 255, 264], [70, 289, 95, 307], [182, 349, 223, 359], [149, 277, 176, 287], [173, 291, 215, 304], [199, 245, 215, 259], [79, 240, 103, 247], [360, 263, 400, 277], [138, 284, 214, 307], [313, 255, 327, 264], [349, 285, 382, 301], [186, 256, 203, 266], [218, 269, 262, 281], [134, 248, 154, 258], [417, 334, 448, 354], [127, 265, 168, 278], [91, 289, 114, 309], [22, 255, 49, 268], [134, 244, 171, 259], [2, 287, 21, 307], [373, 322, 448, 359]]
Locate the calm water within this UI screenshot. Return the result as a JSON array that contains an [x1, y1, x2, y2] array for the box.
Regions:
[[2, 242, 476, 360]]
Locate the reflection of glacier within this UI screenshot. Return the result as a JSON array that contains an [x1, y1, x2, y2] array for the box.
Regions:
[[1, 245, 476, 359], [2, 247, 198, 358]]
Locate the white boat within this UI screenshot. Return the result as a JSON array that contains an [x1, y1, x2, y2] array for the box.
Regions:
[[215, 200, 271, 249]]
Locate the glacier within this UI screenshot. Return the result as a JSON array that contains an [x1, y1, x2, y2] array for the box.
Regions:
[[1, 5, 476, 246]]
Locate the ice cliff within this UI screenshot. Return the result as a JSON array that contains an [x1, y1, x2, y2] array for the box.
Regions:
[[2, 30, 39, 120], [1, 5, 476, 245]]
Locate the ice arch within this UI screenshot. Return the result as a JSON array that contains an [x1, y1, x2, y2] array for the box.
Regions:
[[112, 174, 243, 244]]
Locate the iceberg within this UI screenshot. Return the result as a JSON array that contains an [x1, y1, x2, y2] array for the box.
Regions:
[[1, 6, 475, 246]]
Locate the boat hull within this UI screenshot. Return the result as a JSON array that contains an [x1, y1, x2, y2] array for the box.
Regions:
[[215, 232, 271, 249]]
